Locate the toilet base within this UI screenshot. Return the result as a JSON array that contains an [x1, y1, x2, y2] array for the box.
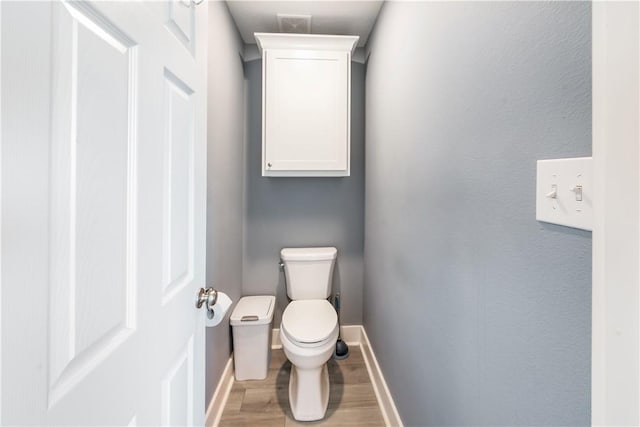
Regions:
[[288, 363, 330, 421]]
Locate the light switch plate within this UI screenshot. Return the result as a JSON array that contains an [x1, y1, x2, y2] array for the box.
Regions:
[[536, 157, 593, 231]]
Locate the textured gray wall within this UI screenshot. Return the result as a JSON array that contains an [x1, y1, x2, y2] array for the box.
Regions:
[[242, 59, 365, 326], [363, 2, 592, 426], [205, 2, 245, 404]]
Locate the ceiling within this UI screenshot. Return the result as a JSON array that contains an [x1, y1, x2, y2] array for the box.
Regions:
[[225, 1, 384, 47]]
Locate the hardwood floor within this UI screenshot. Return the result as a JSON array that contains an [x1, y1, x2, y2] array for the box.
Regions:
[[219, 347, 386, 426]]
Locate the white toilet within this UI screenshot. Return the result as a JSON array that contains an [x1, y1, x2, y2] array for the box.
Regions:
[[279, 247, 339, 421]]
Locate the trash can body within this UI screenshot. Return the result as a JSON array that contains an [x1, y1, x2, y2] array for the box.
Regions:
[[230, 295, 276, 381]]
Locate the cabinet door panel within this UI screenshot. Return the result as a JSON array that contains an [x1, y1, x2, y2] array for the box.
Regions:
[[264, 49, 349, 174]]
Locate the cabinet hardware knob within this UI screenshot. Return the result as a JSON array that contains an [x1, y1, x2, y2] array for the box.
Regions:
[[267, 162, 272, 168]]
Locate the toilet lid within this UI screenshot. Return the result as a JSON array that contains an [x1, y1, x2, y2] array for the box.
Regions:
[[281, 300, 338, 344]]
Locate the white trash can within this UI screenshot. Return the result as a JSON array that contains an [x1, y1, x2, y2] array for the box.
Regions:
[[230, 295, 276, 381]]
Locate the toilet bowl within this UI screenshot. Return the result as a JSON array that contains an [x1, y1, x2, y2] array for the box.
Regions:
[[280, 300, 339, 421], [279, 247, 339, 421]]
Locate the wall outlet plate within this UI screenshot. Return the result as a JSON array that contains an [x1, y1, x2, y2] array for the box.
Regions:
[[536, 157, 593, 231]]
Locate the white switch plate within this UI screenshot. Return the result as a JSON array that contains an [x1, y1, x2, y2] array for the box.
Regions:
[[536, 157, 593, 231]]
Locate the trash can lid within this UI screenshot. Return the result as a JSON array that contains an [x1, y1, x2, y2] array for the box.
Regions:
[[230, 296, 276, 326]]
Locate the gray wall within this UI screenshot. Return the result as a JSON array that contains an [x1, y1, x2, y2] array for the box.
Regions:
[[242, 59, 366, 326], [205, 1, 245, 404], [363, 2, 592, 426]]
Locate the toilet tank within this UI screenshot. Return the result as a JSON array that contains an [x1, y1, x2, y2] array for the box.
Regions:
[[280, 247, 337, 300]]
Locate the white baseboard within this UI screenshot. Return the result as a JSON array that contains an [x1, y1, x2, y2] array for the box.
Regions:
[[271, 328, 282, 349], [359, 327, 404, 427], [208, 326, 402, 427], [340, 324, 362, 345], [205, 356, 235, 427]]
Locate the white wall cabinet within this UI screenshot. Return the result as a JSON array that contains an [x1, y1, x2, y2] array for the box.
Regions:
[[255, 33, 359, 177]]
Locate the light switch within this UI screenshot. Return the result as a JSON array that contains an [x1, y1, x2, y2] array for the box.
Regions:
[[536, 157, 593, 231]]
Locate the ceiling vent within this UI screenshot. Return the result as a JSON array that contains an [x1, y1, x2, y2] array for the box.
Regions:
[[277, 14, 312, 34]]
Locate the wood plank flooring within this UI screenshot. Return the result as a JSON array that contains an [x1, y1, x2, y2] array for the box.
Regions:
[[219, 347, 386, 426]]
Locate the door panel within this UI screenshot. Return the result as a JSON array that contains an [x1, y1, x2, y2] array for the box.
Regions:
[[162, 335, 194, 426], [48, 2, 138, 407], [162, 68, 195, 304], [265, 49, 349, 171], [166, 0, 195, 55]]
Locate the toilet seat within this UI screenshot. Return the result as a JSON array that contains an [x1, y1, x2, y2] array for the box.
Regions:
[[281, 300, 338, 348]]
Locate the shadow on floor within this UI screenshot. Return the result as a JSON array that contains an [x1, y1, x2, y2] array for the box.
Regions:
[[274, 359, 345, 421]]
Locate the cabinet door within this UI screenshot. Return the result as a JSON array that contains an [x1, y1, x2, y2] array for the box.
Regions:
[[264, 49, 350, 176]]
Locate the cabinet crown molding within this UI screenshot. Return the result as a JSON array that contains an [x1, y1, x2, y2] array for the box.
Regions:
[[254, 33, 359, 55]]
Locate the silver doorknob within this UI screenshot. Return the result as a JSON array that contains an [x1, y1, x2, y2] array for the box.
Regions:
[[195, 287, 218, 318]]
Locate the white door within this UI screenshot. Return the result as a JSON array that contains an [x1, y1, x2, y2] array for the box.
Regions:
[[1, 1, 208, 425]]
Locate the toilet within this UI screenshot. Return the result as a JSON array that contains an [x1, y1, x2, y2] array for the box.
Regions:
[[279, 247, 339, 421]]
